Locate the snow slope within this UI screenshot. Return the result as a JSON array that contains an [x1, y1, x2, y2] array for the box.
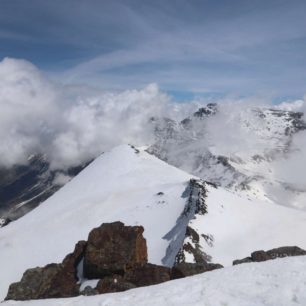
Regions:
[[149, 104, 306, 209], [3, 256, 306, 306], [0, 145, 192, 301], [1, 145, 306, 301], [188, 183, 306, 266]]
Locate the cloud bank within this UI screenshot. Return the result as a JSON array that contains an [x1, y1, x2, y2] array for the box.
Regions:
[[0, 58, 179, 169], [0, 57, 305, 182]]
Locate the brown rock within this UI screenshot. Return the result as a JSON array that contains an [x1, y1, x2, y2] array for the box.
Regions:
[[5, 241, 87, 300], [62, 240, 87, 269], [124, 263, 171, 287], [266, 246, 306, 259], [171, 262, 223, 279], [96, 275, 136, 294], [251, 250, 271, 262], [83, 221, 147, 279], [233, 246, 306, 266], [5, 264, 62, 301]]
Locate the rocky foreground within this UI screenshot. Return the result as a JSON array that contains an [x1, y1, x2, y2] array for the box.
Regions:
[[5, 221, 306, 301]]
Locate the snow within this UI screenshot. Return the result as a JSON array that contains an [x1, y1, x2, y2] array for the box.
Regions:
[[0, 145, 191, 301], [3, 256, 306, 306], [2, 144, 306, 301], [192, 184, 306, 265], [149, 105, 306, 210]]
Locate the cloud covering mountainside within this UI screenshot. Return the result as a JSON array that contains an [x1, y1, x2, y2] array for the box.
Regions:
[[0, 58, 178, 169], [1, 57, 306, 212], [1, 57, 306, 170]]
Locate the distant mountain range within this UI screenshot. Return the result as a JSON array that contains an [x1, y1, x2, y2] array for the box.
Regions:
[[1, 103, 305, 226]]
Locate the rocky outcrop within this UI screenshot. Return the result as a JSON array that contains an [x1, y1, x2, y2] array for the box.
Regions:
[[125, 263, 171, 287], [5, 221, 223, 301], [96, 275, 136, 294], [233, 246, 306, 265], [83, 221, 147, 279], [193, 103, 218, 118], [5, 240, 87, 300], [171, 262, 223, 280], [174, 179, 212, 265]]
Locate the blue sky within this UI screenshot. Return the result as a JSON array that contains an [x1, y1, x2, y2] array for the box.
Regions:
[[0, 0, 306, 99]]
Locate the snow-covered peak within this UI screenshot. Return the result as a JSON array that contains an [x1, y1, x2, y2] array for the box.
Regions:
[[0, 145, 191, 300], [1, 144, 306, 301], [148, 103, 306, 209]]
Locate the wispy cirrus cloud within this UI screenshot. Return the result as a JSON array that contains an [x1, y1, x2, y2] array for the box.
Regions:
[[1, 0, 306, 96]]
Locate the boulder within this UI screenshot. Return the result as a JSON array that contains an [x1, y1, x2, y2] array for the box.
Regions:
[[171, 262, 223, 280], [266, 246, 306, 259], [83, 221, 147, 279], [233, 246, 306, 265], [124, 263, 171, 287], [5, 264, 63, 301], [5, 240, 87, 300], [251, 250, 270, 262], [96, 275, 136, 294]]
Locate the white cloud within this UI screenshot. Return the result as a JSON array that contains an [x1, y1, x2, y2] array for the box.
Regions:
[[0, 56, 305, 190], [0, 58, 173, 169]]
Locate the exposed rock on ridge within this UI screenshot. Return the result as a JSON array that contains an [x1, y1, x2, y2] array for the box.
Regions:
[[233, 246, 306, 265], [84, 221, 147, 278], [5, 221, 222, 301]]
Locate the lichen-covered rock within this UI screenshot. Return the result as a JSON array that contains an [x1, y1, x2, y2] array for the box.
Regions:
[[250, 250, 270, 262], [266, 246, 306, 259], [84, 221, 147, 279], [5, 240, 87, 300], [96, 275, 136, 294], [5, 264, 62, 301], [171, 262, 223, 280], [233, 246, 306, 265], [124, 263, 171, 287]]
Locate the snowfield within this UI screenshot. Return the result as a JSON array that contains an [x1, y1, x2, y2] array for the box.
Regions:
[[0, 145, 191, 300], [3, 256, 306, 306], [1, 145, 306, 301]]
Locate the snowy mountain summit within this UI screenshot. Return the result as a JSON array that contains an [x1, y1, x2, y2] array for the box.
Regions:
[[1, 144, 306, 305], [149, 103, 306, 209]]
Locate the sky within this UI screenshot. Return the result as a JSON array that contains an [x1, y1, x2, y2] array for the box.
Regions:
[[0, 0, 306, 99]]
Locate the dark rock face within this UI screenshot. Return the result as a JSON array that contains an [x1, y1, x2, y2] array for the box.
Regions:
[[96, 275, 136, 294], [266, 246, 306, 258], [232, 257, 253, 265], [174, 180, 212, 265], [6, 264, 64, 301], [251, 250, 270, 262], [193, 103, 218, 118], [83, 221, 147, 279], [233, 246, 306, 265], [5, 240, 87, 300], [0, 217, 11, 227], [125, 263, 171, 287], [62, 240, 87, 272], [171, 262, 223, 280]]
